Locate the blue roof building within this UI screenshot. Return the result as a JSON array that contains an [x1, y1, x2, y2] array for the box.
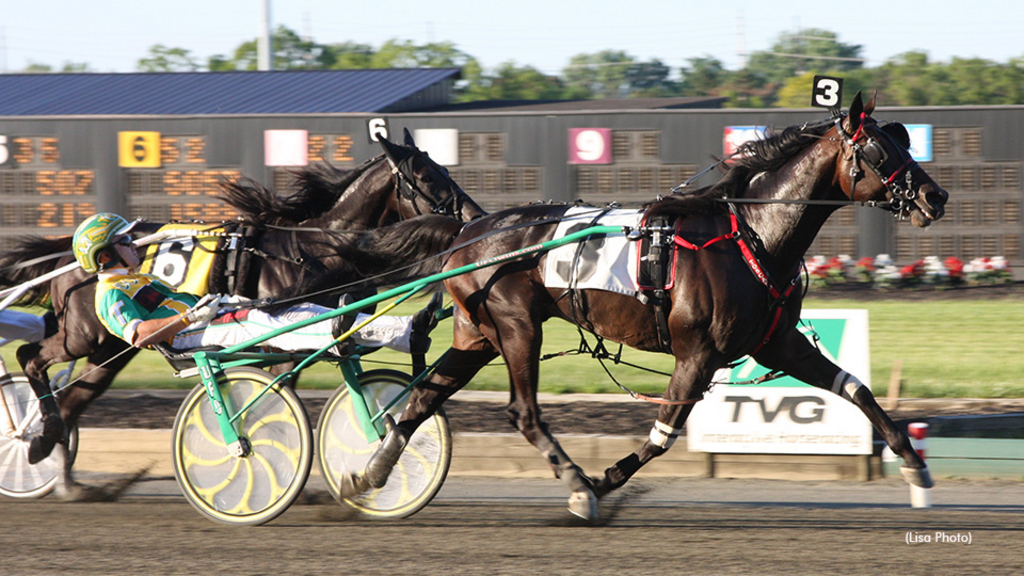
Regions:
[[0, 68, 462, 116]]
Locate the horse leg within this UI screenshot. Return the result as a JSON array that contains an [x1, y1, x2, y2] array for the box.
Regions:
[[754, 327, 932, 488], [473, 312, 599, 519], [362, 313, 499, 492], [19, 336, 137, 498], [16, 341, 68, 466], [362, 347, 496, 490], [592, 352, 715, 498]]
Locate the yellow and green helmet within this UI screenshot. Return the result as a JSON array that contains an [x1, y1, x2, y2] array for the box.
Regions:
[[72, 213, 135, 273]]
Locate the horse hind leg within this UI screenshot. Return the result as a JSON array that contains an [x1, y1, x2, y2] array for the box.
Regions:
[[499, 348, 598, 520], [592, 356, 711, 499]]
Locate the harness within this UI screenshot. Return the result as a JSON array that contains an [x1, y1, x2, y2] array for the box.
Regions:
[[640, 203, 799, 356], [837, 113, 921, 220], [385, 154, 465, 220]]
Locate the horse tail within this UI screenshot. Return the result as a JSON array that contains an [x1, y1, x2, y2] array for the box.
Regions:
[[262, 215, 463, 311], [0, 235, 74, 306], [355, 215, 465, 282]]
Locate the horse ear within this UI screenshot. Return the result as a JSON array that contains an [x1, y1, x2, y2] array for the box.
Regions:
[[864, 90, 876, 116], [403, 127, 416, 148], [847, 91, 864, 132], [379, 134, 403, 162]]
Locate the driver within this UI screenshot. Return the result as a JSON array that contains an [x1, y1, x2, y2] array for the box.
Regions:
[[28, 212, 441, 463]]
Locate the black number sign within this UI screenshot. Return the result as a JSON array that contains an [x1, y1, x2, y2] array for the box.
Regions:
[[811, 76, 844, 110]]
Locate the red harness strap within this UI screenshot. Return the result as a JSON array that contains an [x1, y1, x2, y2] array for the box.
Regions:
[[671, 209, 799, 354]]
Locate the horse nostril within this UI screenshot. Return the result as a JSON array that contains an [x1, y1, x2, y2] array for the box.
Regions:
[[925, 189, 947, 208]]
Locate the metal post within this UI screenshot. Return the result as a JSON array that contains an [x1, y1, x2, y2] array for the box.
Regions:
[[258, 0, 273, 71]]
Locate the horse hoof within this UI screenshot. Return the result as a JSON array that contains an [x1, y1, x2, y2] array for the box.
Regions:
[[335, 473, 371, 500], [900, 465, 935, 489], [567, 489, 598, 521], [364, 416, 407, 489], [27, 414, 66, 465]]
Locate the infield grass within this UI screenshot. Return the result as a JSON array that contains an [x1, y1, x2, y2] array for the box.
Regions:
[[3, 296, 1023, 398]]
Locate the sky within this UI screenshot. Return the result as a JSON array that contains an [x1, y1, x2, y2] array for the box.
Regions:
[[2, 0, 1022, 75]]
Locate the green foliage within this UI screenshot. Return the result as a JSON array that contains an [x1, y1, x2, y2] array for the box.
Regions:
[[137, 45, 201, 72], [562, 49, 635, 98], [459, 61, 566, 101], [746, 28, 865, 87], [22, 61, 92, 73]]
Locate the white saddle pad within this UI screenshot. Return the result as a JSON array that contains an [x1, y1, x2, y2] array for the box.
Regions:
[[542, 207, 643, 297]]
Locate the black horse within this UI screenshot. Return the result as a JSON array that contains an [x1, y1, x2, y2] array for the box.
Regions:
[[0, 131, 484, 498], [352, 93, 949, 520]]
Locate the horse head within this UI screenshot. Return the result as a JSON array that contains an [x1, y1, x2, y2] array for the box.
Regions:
[[379, 129, 486, 223], [834, 92, 948, 227]]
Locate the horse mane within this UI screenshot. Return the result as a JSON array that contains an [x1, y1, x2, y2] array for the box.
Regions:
[[645, 121, 832, 220], [216, 160, 380, 225]]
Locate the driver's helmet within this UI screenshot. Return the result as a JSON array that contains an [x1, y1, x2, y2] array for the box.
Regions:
[[72, 213, 136, 273]]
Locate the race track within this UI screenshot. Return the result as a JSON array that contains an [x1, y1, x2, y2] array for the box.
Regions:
[[1, 476, 1020, 575]]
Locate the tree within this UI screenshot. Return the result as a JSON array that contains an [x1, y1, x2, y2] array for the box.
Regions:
[[679, 56, 726, 96], [746, 28, 864, 86], [271, 26, 333, 69], [875, 51, 935, 106], [775, 72, 821, 107], [718, 69, 771, 108], [370, 39, 476, 69], [207, 25, 334, 71], [137, 45, 201, 72], [625, 59, 676, 96], [562, 50, 635, 98], [323, 42, 376, 69], [458, 61, 565, 101], [21, 61, 92, 73]]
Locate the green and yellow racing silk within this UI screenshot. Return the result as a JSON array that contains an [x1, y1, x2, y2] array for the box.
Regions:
[[95, 268, 199, 345]]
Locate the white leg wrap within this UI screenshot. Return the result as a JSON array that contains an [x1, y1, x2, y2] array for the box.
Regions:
[[648, 420, 682, 449], [832, 371, 864, 399]]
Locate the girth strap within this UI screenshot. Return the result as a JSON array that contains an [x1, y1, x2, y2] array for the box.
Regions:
[[669, 204, 800, 355]]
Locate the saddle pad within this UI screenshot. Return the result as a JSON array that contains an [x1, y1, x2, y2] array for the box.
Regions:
[[137, 223, 224, 296], [542, 207, 643, 297]]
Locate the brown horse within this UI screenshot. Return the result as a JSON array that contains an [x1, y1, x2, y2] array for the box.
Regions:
[[0, 130, 485, 498], [352, 93, 949, 520]]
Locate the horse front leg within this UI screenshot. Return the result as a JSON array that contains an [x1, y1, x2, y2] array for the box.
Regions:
[[592, 352, 714, 499], [16, 340, 69, 467], [362, 310, 499, 492], [754, 327, 932, 489], [362, 346, 497, 492], [19, 334, 137, 499]]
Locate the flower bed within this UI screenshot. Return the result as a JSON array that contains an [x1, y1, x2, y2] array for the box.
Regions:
[[805, 254, 1013, 290]]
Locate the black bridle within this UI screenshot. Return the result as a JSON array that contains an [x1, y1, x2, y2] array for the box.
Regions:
[[835, 113, 921, 220], [386, 155, 464, 220]]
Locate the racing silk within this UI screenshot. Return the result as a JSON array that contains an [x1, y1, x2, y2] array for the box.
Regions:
[[95, 268, 199, 345]]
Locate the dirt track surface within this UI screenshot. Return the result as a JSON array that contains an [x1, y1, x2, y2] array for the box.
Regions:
[[2, 477, 1022, 576]]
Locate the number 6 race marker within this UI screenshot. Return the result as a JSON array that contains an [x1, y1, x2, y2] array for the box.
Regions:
[[811, 76, 844, 113]]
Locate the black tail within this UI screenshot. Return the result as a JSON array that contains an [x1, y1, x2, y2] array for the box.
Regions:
[[0, 236, 74, 306], [354, 215, 465, 283]]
